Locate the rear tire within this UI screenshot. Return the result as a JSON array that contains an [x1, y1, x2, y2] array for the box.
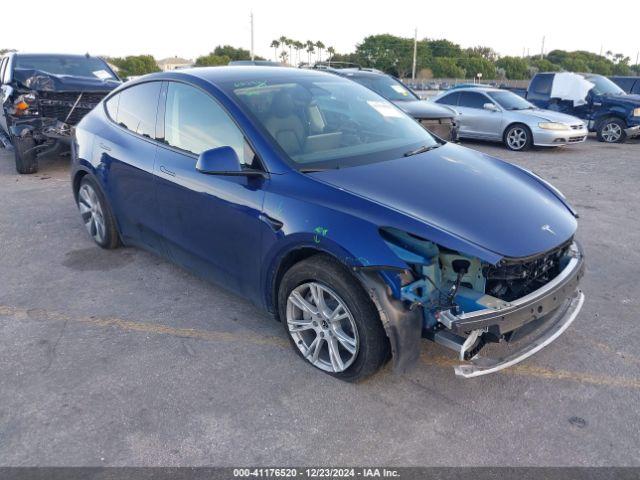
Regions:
[[76, 176, 119, 249], [504, 123, 533, 151], [12, 135, 38, 174], [278, 254, 389, 382], [596, 117, 626, 143]]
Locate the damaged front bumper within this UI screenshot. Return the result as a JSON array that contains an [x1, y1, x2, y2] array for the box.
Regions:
[[625, 124, 640, 138], [430, 242, 585, 377]]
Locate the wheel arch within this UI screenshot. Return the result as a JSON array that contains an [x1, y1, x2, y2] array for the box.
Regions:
[[503, 121, 532, 143]]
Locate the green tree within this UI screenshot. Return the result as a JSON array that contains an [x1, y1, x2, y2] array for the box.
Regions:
[[194, 54, 230, 67], [213, 45, 251, 61], [456, 56, 496, 79], [496, 56, 529, 80], [109, 55, 160, 77], [427, 39, 462, 58], [430, 57, 465, 78], [293, 41, 304, 66], [465, 46, 498, 61], [355, 34, 414, 76], [529, 58, 561, 73]]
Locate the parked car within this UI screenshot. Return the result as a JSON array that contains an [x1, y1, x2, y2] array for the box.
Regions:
[[0, 53, 121, 173], [609, 76, 640, 95], [321, 67, 458, 141], [506, 72, 640, 143], [434, 87, 588, 150], [71, 67, 584, 381]]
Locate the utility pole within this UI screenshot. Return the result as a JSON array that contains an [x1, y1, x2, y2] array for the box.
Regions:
[[250, 11, 255, 61], [636, 50, 639, 66], [540, 36, 545, 60], [412, 28, 418, 80]]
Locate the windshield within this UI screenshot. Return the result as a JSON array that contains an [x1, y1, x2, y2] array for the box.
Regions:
[[15, 55, 117, 80], [584, 75, 625, 96], [348, 75, 419, 102], [486, 91, 535, 110], [226, 77, 438, 169]]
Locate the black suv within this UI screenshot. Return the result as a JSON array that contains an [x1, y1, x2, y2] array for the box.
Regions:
[[316, 65, 458, 141], [0, 53, 121, 173]]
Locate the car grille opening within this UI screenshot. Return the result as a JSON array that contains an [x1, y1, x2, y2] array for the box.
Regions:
[[38, 91, 108, 126]]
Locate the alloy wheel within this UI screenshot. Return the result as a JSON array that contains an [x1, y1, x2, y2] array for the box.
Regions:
[[78, 183, 106, 244], [286, 282, 359, 373], [507, 127, 527, 150], [601, 122, 622, 142]]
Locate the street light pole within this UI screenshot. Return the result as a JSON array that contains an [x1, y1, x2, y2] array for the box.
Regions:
[[412, 27, 417, 80], [250, 11, 255, 61]]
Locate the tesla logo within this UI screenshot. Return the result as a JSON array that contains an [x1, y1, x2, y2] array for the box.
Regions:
[[541, 224, 556, 235]]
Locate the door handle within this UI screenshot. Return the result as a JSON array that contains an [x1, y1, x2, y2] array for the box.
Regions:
[[160, 165, 176, 177], [98, 142, 111, 151]]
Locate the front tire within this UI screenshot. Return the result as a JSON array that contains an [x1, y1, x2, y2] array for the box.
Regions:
[[76, 176, 119, 249], [12, 135, 38, 174], [597, 117, 626, 143], [504, 124, 533, 151], [278, 255, 389, 382]]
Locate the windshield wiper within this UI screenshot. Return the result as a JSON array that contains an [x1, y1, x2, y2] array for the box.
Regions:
[[403, 144, 441, 157]]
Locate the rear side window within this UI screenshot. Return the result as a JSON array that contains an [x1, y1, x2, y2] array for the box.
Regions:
[[458, 91, 488, 109], [436, 91, 459, 106], [108, 82, 161, 138], [164, 82, 253, 165], [530, 74, 553, 95]]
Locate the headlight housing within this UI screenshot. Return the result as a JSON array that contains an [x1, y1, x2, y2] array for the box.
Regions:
[[538, 122, 569, 131], [633, 107, 640, 117]]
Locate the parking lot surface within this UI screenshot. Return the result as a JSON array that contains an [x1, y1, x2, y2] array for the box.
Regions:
[[0, 136, 639, 466]]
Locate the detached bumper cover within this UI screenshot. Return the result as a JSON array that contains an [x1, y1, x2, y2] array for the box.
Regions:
[[441, 241, 585, 377], [454, 290, 584, 378]]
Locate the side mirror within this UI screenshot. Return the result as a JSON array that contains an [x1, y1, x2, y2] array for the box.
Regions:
[[196, 146, 265, 177], [483, 103, 498, 112]]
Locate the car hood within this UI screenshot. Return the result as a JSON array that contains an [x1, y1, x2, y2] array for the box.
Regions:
[[598, 93, 640, 108], [392, 99, 456, 119], [309, 143, 577, 259], [513, 108, 583, 125], [13, 68, 121, 93]]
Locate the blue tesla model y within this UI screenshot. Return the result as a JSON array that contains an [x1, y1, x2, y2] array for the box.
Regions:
[[71, 67, 584, 381]]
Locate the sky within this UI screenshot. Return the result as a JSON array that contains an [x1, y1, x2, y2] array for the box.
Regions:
[[4, 0, 640, 64]]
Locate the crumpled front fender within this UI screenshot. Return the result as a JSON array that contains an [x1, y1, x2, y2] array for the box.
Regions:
[[355, 270, 422, 373]]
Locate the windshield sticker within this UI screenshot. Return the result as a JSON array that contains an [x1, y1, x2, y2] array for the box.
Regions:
[[391, 85, 409, 96], [92, 70, 112, 80], [367, 101, 403, 118]]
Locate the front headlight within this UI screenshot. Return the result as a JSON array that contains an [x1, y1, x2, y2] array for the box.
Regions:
[[538, 122, 569, 131], [633, 108, 640, 117]]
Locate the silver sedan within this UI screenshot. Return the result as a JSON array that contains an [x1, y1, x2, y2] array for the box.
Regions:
[[434, 87, 588, 151]]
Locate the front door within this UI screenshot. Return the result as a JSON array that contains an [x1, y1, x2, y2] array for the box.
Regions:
[[154, 81, 267, 298]]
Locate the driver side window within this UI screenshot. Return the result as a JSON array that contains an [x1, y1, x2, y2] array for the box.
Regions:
[[164, 82, 257, 166]]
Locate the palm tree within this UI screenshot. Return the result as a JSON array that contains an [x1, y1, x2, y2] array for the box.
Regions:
[[294, 41, 304, 66], [327, 46, 335, 66], [306, 40, 315, 65], [315, 41, 325, 63], [270, 40, 280, 62], [285, 38, 294, 66], [279, 50, 288, 65], [278, 36, 288, 61]]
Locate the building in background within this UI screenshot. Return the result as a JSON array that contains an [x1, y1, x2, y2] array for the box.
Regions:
[[157, 56, 194, 71]]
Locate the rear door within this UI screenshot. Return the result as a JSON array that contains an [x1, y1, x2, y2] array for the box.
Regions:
[[97, 81, 165, 255]]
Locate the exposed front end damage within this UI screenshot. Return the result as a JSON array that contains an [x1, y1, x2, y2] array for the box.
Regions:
[[356, 227, 585, 377], [2, 64, 118, 173]]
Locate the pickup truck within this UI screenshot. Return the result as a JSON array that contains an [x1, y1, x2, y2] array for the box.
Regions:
[[0, 53, 121, 173], [507, 72, 640, 143]]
